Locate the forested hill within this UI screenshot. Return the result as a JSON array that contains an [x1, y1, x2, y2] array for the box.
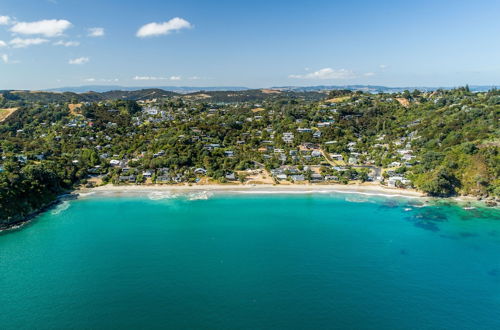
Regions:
[[0, 89, 325, 104], [0, 89, 180, 103]]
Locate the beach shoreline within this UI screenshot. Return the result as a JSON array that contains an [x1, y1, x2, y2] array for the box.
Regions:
[[78, 183, 426, 198]]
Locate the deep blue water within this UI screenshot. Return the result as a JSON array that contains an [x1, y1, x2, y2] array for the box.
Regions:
[[1, 192, 499, 329]]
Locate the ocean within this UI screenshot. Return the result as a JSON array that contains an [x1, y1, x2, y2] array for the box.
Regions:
[[1, 192, 499, 329]]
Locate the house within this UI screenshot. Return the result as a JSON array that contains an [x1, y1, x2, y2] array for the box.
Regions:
[[194, 168, 207, 174], [109, 159, 121, 166], [311, 150, 322, 157], [387, 176, 411, 188], [119, 175, 136, 183], [402, 154, 415, 161], [271, 168, 285, 176], [17, 155, 27, 163], [310, 173, 324, 182], [282, 132, 294, 143], [225, 173, 237, 181], [348, 157, 358, 165], [388, 161, 402, 167], [143, 106, 159, 115], [330, 154, 343, 161], [276, 174, 288, 180], [142, 170, 153, 178], [297, 128, 313, 133], [156, 175, 170, 183], [324, 175, 339, 181], [290, 175, 305, 182], [204, 144, 221, 150], [313, 131, 322, 138], [317, 122, 332, 128]]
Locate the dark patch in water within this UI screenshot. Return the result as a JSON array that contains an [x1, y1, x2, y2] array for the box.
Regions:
[[459, 208, 500, 221], [405, 209, 449, 232], [414, 220, 440, 232], [379, 200, 400, 209], [459, 232, 478, 238], [400, 249, 409, 255], [489, 231, 498, 237], [488, 268, 500, 277], [407, 201, 425, 208], [414, 210, 448, 222]]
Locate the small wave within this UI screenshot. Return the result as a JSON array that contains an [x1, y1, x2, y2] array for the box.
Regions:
[[229, 190, 333, 195], [345, 196, 370, 203], [404, 208, 413, 211], [78, 191, 96, 198], [51, 201, 70, 215], [147, 191, 179, 200], [187, 191, 213, 200]]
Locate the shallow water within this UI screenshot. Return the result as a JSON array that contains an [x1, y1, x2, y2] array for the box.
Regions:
[[1, 193, 499, 329]]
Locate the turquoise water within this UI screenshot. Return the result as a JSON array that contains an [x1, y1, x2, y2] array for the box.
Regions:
[[1, 192, 500, 329]]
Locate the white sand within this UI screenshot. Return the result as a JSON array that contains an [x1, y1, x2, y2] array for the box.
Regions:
[[79, 183, 425, 198]]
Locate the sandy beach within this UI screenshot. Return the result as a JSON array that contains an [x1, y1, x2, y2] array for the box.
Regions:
[[78, 182, 426, 198]]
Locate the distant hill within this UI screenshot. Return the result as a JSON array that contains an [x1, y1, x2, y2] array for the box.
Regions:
[[0, 89, 180, 103], [2, 85, 498, 104], [44, 85, 250, 94], [0, 88, 325, 103], [273, 85, 499, 93]]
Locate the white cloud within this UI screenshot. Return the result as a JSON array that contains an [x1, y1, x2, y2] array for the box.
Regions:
[[0, 40, 7, 47], [136, 17, 192, 38], [88, 27, 104, 37], [69, 56, 89, 65], [0, 15, 11, 25], [1, 54, 8, 63], [10, 37, 49, 48], [289, 68, 356, 80], [85, 77, 119, 83], [133, 75, 181, 81], [364, 72, 375, 77], [53, 40, 79, 47], [379, 64, 388, 69], [133, 76, 158, 80], [10, 19, 72, 37]]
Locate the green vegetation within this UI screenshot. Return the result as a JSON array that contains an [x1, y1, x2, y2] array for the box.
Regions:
[[1, 87, 498, 227]]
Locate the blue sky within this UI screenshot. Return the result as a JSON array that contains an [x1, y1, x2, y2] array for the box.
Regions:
[[1, 0, 499, 89]]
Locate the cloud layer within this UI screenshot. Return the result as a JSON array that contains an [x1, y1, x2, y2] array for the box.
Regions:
[[136, 17, 191, 38], [133, 75, 181, 81], [289, 68, 356, 80]]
